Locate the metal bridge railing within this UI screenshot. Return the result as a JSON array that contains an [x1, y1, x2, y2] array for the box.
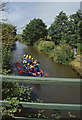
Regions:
[[0, 74, 82, 119], [0, 75, 82, 85]]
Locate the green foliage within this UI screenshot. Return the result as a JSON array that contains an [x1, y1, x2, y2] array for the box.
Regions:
[[67, 10, 81, 45], [77, 43, 82, 54], [2, 82, 32, 118], [2, 69, 11, 75], [78, 20, 82, 41], [2, 23, 16, 41], [48, 11, 69, 44], [34, 38, 46, 47], [2, 82, 32, 101], [2, 82, 44, 118], [49, 44, 74, 64], [2, 23, 16, 49], [27, 110, 49, 119], [2, 23, 16, 73], [51, 109, 61, 120], [2, 81, 77, 119], [2, 45, 11, 70], [2, 97, 20, 118], [22, 18, 47, 45], [68, 112, 76, 118], [52, 114, 60, 119], [33, 98, 43, 103], [38, 41, 55, 52], [14, 34, 22, 41], [16, 34, 27, 44], [48, 10, 81, 46], [47, 35, 52, 40]]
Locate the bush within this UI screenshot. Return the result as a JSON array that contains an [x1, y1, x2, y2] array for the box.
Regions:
[[2, 45, 11, 69], [38, 41, 55, 52], [2, 82, 44, 119], [77, 43, 82, 55], [49, 44, 74, 64], [34, 38, 45, 46]]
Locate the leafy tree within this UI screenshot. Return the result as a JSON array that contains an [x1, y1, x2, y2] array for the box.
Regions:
[[2, 23, 17, 45], [78, 20, 82, 42], [22, 18, 47, 45], [48, 10, 81, 46], [48, 11, 68, 44], [2, 23, 17, 72], [15, 34, 22, 42], [68, 10, 81, 45]]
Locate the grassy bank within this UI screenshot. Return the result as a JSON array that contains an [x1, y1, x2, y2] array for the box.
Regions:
[[34, 39, 82, 77], [34, 39, 74, 64], [70, 55, 82, 77]]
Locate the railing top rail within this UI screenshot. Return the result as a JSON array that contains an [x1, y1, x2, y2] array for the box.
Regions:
[[0, 100, 82, 110], [0, 74, 81, 85]]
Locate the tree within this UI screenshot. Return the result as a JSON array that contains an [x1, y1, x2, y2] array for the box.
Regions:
[[22, 18, 47, 45], [2, 23, 17, 49], [78, 21, 82, 42], [48, 10, 81, 45], [48, 11, 68, 44], [68, 10, 82, 45], [2, 23, 16, 42]]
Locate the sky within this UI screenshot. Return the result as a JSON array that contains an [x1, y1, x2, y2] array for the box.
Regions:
[[2, 2, 81, 33]]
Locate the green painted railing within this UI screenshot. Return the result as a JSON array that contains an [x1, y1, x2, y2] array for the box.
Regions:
[[0, 74, 82, 119], [0, 100, 81, 110], [0, 74, 82, 85]]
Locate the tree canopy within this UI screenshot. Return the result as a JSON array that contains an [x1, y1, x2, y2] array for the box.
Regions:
[[22, 18, 47, 45], [48, 10, 81, 45], [48, 11, 69, 44], [68, 10, 81, 45], [2, 23, 17, 44]]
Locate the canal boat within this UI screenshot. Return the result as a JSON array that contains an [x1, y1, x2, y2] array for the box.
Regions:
[[16, 62, 48, 77]]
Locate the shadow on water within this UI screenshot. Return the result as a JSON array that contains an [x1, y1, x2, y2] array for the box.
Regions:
[[11, 41, 80, 118]]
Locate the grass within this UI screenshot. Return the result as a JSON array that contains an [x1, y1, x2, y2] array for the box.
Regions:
[[70, 55, 82, 77]]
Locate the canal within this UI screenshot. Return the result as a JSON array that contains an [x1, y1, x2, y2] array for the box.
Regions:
[[11, 41, 80, 118]]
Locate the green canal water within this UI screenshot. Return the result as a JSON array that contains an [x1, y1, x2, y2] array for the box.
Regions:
[[11, 41, 80, 118]]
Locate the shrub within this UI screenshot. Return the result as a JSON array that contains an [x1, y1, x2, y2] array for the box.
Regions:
[[77, 43, 82, 55], [49, 44, 74, 64], [38, 41, 55, 52], [2, 45, 11, 69], [34, 38, 46, 46]]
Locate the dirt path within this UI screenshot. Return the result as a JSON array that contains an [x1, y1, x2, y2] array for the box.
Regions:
[[76, 55, 82, 60], [70, 55, 82, 78]]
